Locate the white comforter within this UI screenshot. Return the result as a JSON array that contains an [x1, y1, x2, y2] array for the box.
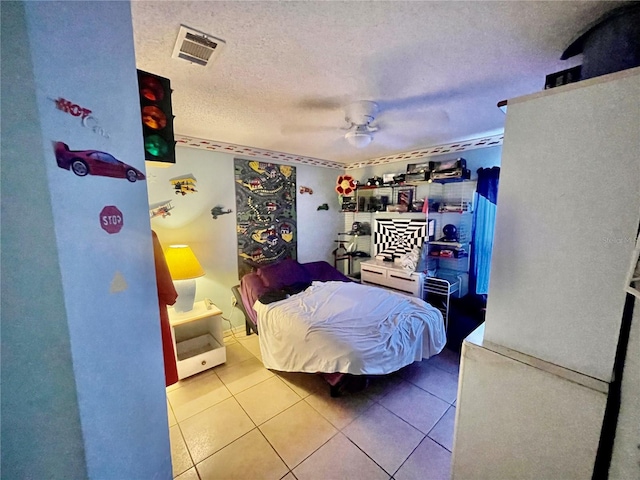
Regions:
[[253, 281, 446, 375]]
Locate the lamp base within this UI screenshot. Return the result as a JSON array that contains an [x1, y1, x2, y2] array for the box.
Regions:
[[173, 279, 196, 313]]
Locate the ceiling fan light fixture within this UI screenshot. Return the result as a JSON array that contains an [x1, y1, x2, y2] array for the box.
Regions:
[[345, 130, 373, 148]]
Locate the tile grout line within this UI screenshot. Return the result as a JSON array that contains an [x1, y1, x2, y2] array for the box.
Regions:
[[171, 345, 456, 478], [341, 426, 407, 478], [391, 434, 431, 478], [175, 418, 198, 478]]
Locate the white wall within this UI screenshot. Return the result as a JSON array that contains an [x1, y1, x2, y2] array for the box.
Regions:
[[1, 2, 171, 478], [1, 2, 87, 477], [147, 147, 343, 327]]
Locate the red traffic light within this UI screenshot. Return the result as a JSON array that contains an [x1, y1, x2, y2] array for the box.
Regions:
[[139, 75, 164, 102], [137, 70, 175, 165]]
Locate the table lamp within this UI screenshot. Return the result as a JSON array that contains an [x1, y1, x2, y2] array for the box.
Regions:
[[164, 244, 205, 313]]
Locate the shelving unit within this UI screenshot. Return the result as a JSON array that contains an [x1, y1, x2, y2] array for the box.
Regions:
[[424, 181, 476, 299], [341, 184, 421, 213], [339, 179, 477, 307]]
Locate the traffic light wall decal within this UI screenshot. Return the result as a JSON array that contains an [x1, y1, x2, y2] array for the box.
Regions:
[[137, 70, 176, 165]]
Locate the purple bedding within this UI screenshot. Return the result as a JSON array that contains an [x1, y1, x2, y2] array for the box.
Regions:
[[239, 259, 351, 327]]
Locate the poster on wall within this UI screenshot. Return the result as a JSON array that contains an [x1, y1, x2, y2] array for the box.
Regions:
[[374, 218, 427, 259], [234, 159, 297, 277]]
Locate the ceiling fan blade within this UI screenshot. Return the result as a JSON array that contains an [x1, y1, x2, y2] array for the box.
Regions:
[[370, 129, 419, 150], [295, 95, 349, 111], [374, 108, 450, 133], [280, 124, 340, 135]]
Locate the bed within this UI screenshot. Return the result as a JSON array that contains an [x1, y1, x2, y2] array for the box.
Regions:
[[236, 258, 446, 395]]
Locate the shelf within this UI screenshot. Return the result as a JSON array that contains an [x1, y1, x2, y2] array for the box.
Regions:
[[169, 302, 223, 326], [344, 184, 420, 214], [429, 241, 466, 248], [356, 183, 412, 190]]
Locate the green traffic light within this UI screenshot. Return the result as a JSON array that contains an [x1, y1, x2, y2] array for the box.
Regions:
[[145, 135, 169, 157]]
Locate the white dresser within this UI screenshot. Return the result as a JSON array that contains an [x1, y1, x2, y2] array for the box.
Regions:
[[360, 259, 424, 297]]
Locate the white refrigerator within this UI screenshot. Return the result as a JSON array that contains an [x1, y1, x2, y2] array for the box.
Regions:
[[451, 67, 640, 479]]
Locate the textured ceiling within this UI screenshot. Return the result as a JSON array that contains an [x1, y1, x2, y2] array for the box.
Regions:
[[131, 1, 627, 164]]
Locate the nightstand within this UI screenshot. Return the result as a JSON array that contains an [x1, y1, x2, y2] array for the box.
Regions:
[[167, 300, 226, 379]]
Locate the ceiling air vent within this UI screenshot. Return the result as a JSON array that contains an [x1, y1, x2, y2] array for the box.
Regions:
[[172, 25, 226, 67]]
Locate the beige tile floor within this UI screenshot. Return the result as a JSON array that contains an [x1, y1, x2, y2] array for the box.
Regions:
[[168, 330, 460, 480]]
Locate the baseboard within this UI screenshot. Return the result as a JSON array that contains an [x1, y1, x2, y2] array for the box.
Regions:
[[223, 325, 246, 337]]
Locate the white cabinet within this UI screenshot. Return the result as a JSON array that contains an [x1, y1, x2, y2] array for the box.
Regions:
[[168, 300, 226, 379], [484, 67, 640, 382], [360, 259, 424, 297], [452, 326, 608, 480], [452, 68, 640, 479]]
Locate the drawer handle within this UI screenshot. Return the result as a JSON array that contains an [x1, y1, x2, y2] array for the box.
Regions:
[[389, 275, 415, 282], [201, 360, 207, 366], [362, 269, 383, 275]]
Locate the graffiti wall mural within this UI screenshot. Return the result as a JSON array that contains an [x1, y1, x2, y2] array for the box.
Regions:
[[234, 159, 297, 277]]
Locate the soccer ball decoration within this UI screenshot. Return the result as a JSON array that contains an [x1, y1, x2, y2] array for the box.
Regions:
[[335, 175, 357, 195]]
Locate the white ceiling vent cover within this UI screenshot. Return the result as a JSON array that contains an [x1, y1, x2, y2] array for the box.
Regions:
[[172, 25, 226, 67]]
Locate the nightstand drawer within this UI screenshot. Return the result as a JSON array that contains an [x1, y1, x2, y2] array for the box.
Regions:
[[169, 300, 227, 380], [176, 333, 226, 379]]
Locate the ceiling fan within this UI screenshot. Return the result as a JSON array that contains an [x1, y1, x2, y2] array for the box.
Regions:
[[283, 96, 450, 150], [343, 100, 379, 148]]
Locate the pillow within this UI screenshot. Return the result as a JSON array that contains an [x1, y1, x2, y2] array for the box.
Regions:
[[257, 258, 311, 290]]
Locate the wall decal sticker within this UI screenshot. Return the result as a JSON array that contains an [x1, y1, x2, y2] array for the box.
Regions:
[[317, 203, 329, 211], [234, 159, 297, 277], [211, 206, 232, 219], [53, 97, 92, 119], [100, 205, 124, 234], [53, 142, 145, 182], [299, 186, 313, 194], [109, 271, 128, 293], [49, 97, 110, 138], [149, 200, 174, 219], [170, 174, 198, 195], [335, 175, 356, 195]]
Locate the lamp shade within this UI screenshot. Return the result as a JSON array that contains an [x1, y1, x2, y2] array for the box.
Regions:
[[164, 245, 205, 280]]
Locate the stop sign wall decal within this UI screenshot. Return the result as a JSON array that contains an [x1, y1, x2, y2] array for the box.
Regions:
[[100, 205, 123, 234]]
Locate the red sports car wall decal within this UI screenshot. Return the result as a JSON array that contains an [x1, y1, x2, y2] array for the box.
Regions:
[[53, 142, 146, 182]]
